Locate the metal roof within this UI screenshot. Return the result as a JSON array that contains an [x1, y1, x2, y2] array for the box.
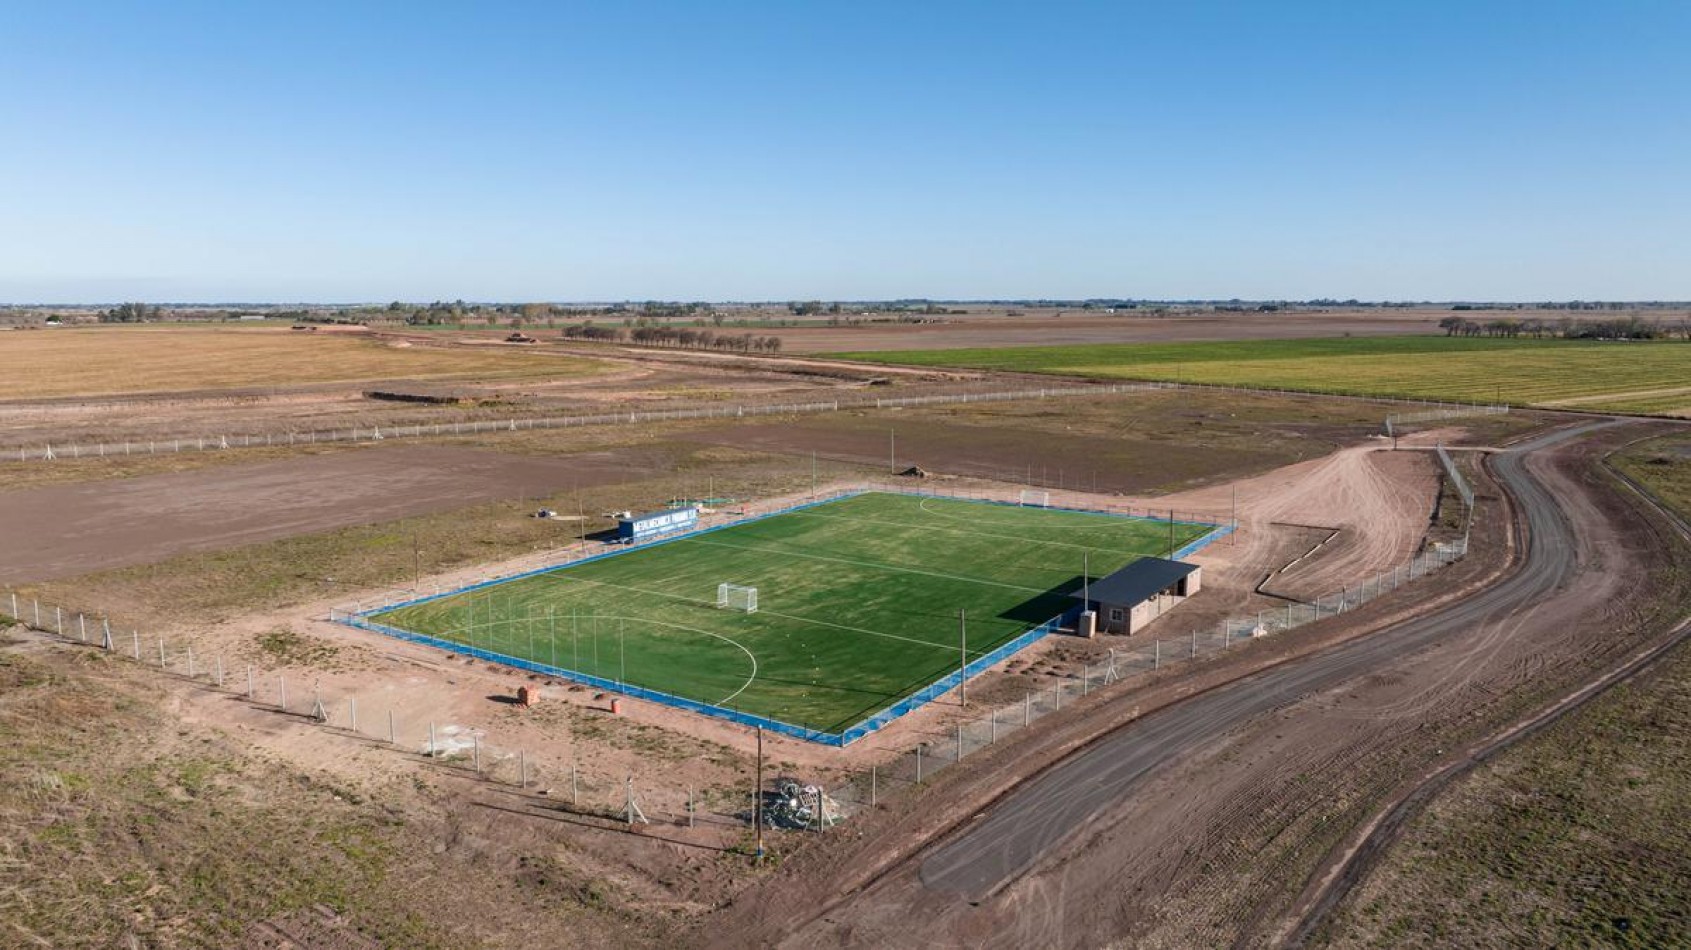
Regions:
[[1071, 557, 1197, 606], [620, 506, 698, 524]]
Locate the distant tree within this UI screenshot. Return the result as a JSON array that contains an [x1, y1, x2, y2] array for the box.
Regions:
[[100, 302, 161, 323]]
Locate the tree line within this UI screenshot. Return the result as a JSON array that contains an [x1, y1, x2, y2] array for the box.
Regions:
[[560, 323, 783, 352], [1438, 315, 1691, 340]]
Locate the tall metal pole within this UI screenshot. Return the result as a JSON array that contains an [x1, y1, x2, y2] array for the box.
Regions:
[[959, 608, 968, 707], [754, 726, 765, 859], [889, 429, 895, 473]]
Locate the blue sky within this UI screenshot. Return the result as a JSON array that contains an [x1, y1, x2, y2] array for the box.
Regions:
[[3, 1, 1688, 303]]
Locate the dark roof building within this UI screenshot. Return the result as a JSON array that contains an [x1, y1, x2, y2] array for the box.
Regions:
[[1072, 556, 1202, 635]]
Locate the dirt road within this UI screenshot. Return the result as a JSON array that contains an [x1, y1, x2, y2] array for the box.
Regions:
[[917, 423, 1606, 900], [713, 419, 1685, 948]]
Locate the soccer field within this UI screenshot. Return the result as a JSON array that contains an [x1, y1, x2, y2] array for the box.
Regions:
[[362, 492, 1217, 740]]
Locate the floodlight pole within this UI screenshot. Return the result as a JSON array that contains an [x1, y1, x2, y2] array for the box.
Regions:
[[1083, 551, 1090, 610], [754, 726, 765, 860], [1168, 509, 1175, 558], [959, 609, 968, 707]]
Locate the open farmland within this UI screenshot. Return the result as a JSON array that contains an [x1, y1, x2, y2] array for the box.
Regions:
[[366, 491, 1215, 736], [830, 337, 1691, 414], [2, 325, 602, 399]]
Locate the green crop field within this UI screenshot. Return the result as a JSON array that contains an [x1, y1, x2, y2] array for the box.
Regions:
[[365, 492, 1215, 736], [830, 337, 1691, 415]]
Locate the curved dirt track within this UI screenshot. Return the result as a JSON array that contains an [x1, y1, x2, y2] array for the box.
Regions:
[[733, 419, 1679, 949], [918, 425, 1595, 900]]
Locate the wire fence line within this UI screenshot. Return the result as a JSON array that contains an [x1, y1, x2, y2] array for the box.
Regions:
[[5, 383, 1177, 462], [0, 589, 759, 833], [2, 413, 1488, 836], [1384, 404, 1510, 439], [827, 429, 1484, 809], [329, 482, 1235, 746], [9, 380, 1517, 463]]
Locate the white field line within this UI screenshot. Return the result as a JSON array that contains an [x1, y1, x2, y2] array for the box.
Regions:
[[786, 507, 1179, 555], [681, 536, 1048, 594], [414, 609, 761, 706], [541, 572, 959, 655]]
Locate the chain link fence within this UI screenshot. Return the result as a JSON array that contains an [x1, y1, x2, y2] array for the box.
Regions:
[[3, 412, 1487, 834]]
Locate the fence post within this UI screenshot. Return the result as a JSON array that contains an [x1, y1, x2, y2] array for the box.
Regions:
[[915, 746, 923, 783], [870, 765, 877, 807], [1154, 639, 1160, 669], [389, 710, 396, 745], [247, 664, 254, 698], [158, 639, 166, 669], [349, 695, 357, 733], [280, 675, 288, 712], [429, 721, 436, 757]]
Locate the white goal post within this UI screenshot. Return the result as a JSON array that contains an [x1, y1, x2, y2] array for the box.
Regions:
[[1019, 489, 1051, 508], [716, 583, 759, 613]]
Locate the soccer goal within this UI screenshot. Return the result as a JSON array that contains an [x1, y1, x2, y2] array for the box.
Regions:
[[1019, 489, 1051, 508], [716, 583, 759, 613]]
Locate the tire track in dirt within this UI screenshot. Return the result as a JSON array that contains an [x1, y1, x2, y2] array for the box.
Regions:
[[745, 421, 1666, 949]]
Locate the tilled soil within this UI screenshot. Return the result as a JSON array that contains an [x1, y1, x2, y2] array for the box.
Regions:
[[0, 444, 658, 583]]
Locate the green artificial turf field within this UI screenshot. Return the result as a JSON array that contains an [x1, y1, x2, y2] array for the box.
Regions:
[[366, 491, 1215, 735]]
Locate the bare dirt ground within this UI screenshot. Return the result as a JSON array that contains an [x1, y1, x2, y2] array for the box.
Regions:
[[692, 422, 1689, 950], [0, 444, 655, 583]]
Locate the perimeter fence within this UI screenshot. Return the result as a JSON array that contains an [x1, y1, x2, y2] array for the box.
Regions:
[[3, 413, 1487, 834], [330, 482, 1233, 745], [1384, 404, 1510, 438], [6, 383, 1175, 462], [10, 379, 1516, 463]]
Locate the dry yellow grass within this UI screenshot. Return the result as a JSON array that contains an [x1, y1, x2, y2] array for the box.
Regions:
[[1, 325, 603, 399]]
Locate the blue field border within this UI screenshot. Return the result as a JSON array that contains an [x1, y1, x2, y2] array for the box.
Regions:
[[338, 490, 1232, 746]]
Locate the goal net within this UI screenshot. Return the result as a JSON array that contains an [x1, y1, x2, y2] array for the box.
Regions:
[[716, 583, 759, 613], [1019, 489, 1051, 508]]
